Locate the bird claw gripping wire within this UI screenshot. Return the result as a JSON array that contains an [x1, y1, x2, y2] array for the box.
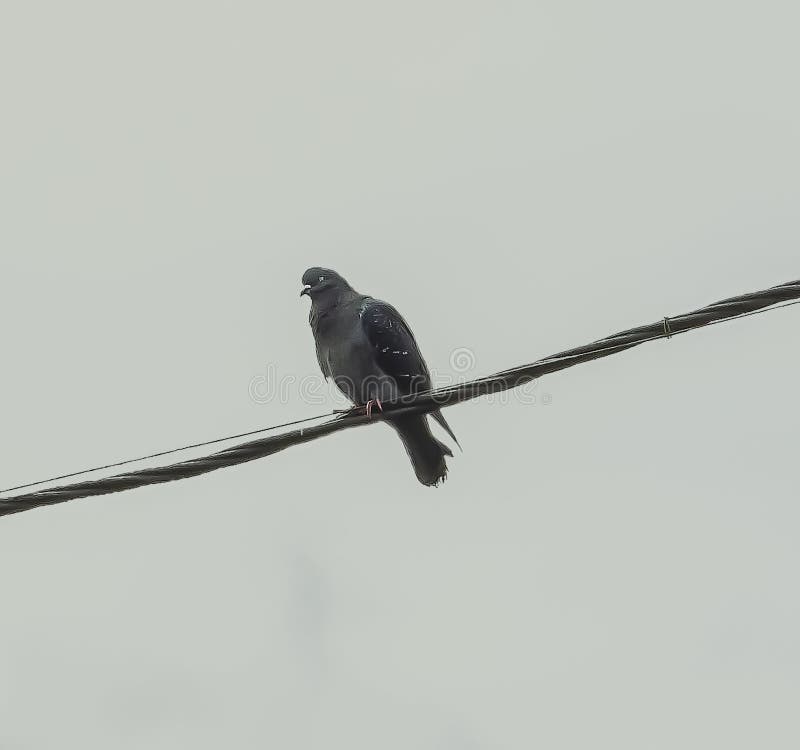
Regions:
[[334, 400, 384, 419]]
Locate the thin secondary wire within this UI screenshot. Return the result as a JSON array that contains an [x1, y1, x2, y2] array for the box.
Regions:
[[436, 297, 800, 393], [503, 297, 800, 373], [0, 411, 338, 495]]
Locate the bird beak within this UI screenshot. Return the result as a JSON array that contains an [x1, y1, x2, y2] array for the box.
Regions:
[[300, 285, 311, 297]]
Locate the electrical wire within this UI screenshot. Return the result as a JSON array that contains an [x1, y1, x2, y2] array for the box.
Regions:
[[1, 278, 797, 518]]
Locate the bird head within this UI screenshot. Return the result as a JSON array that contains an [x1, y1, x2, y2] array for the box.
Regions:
[[300, 267, 352, 300]]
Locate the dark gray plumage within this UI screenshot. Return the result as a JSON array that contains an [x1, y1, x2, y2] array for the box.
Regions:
[[301, 267, 457, 486]]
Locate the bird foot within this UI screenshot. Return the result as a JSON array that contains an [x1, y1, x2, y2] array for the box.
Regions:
[[365, 398, 383, 418]]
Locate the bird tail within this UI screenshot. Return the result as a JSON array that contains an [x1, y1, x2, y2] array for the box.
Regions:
[[388, 414, 453, 487]]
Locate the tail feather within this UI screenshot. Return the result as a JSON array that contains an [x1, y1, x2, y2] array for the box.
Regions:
[[388, 414, 452, 486], [431, 409, 461, 451]]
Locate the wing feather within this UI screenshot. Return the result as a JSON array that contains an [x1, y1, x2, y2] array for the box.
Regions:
[[360, 298, 460, 448], [360, 298, 430, 395]]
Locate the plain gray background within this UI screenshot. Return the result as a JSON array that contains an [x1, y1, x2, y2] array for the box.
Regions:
[[1, 1, 798, 748]]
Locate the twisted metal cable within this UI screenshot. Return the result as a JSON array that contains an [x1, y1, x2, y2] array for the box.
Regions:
[[0, 412, 337, 495], [1, 278, 798, 518]]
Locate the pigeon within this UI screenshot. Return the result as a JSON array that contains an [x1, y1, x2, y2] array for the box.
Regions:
[[301, 267, 458, 486]]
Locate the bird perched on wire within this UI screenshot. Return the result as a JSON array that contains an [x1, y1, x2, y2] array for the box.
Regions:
[[301, 267, 458, 486]]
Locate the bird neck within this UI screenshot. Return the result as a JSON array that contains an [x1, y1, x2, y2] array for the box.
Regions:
[[314, 288, 359, 313], [309, 288, 360, 329]]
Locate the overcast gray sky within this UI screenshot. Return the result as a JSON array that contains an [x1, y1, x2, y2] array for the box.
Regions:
[[1, 1, 798, 748]]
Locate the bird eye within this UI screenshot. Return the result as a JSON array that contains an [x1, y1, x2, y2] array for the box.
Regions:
[[318, 275, 325, 282]]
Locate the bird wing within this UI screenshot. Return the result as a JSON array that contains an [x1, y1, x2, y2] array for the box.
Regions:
[[360, 297, 431, 394], [360, 297, 460, 448]]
